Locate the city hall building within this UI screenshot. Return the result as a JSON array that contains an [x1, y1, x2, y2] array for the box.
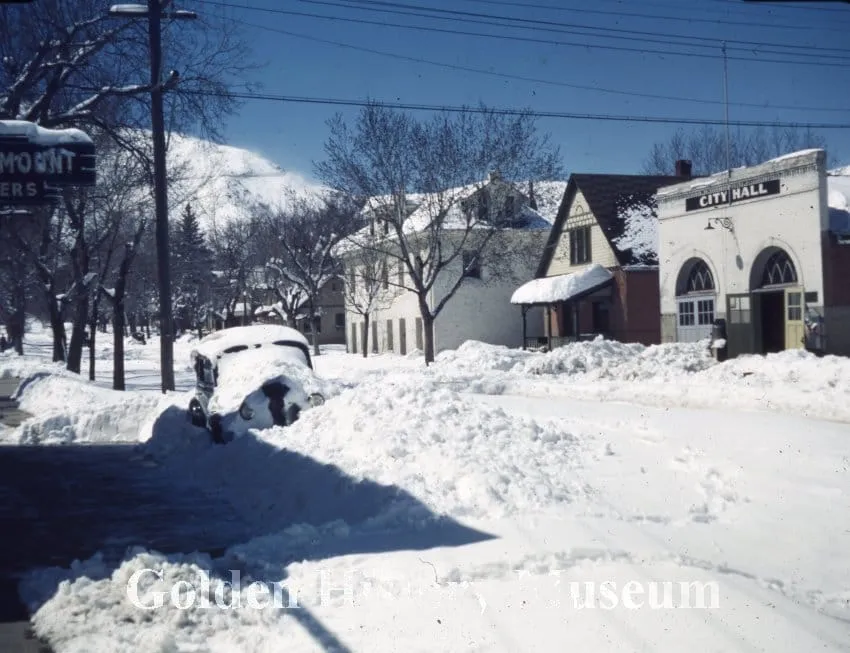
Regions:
[[656, 149, 850, 358]]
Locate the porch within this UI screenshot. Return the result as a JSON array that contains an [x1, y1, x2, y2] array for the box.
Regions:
[[511, 264, 616, 351]]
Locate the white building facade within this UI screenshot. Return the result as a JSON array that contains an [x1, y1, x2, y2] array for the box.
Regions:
[[656, 149, 850, 358], [342, 178, 565, 356]]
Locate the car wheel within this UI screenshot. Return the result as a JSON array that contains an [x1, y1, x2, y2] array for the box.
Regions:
[[188, 400, 206, 428]]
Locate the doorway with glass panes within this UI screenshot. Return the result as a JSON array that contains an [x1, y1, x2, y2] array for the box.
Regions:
[[751, 248, 804, 353], [727, 247, 804, 356], [675, 258, 716, 343]]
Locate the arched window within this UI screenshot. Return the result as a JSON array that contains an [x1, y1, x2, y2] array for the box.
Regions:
[[676, 258, 715, 296], [675, 258, 716, 343], [761, 250, 797, 287], [685, 260, 715, 294]]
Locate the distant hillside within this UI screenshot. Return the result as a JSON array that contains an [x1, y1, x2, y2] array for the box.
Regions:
[[165, 134, 325, 230]]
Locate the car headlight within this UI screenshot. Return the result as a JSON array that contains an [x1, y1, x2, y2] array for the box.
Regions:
[[308, 392, 325, 408], [238, 401, 255, 420]]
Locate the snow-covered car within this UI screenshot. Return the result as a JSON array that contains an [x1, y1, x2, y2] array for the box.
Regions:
[[188, 325, 325, 443]]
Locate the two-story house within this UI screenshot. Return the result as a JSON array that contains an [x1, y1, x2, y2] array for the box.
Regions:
[[340, 174, 567, 355], [512, 169, 690, 348]]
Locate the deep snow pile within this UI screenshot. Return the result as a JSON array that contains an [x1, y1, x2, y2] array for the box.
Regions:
[[142, 374, 586, 532], [5, 372, 168, 445], [435, 339, 716, 380]]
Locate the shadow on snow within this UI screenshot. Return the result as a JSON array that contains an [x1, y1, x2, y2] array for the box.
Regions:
[[2, 405, 494, 651]]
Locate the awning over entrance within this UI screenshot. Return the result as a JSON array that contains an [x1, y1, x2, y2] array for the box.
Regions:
[[511, 264, 614, 305]]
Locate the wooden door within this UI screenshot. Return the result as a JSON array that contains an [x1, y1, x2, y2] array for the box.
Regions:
[[784, 289, 804, 350], [726, 294, 755, 357]]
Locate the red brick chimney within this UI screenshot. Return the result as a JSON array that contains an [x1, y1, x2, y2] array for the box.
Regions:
[[675, 159, 693, 178]]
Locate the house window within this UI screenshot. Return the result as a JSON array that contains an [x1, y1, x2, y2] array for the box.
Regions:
[[334, 312, 345, 330], [349, 267, 356, 292], [686, 261, 714, 293], [372, 321, 378, 353], [696, 298, 715, 326], [397, 261, 404, 287], [761, 250, 797, 287], [677, 300, 695, 327], [386, 319, 394, 351], [729, 295, 751, 324], [569, 226, 591, 265], [462, 251, 481, 279], [381, 262, 389, 289], [787, 292, 802, 321]]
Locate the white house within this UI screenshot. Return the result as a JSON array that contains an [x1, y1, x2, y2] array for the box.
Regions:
[[656, 148, 850, 357], [338, 175, 567, 356]]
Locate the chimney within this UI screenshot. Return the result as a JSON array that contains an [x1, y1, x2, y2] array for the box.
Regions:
[[675, 159, 693, 178], [488, 169, 501, 183]]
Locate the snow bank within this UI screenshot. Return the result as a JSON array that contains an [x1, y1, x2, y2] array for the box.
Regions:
[[511, 264, 613, 305], [0, 357, 170, 444], [141, 374, 585, 533], [9, 373, 166, 445], [264, 375, 586, 522], [436, 339, 715, 380]]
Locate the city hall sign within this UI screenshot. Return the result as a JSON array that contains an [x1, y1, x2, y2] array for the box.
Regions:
[[0, 120, 96, 205], [685, 179, 780, 212]]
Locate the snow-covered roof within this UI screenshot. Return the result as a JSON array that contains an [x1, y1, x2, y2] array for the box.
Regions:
[[767, 148, 824, 164], [0, 120, 93, 145], [827, 170, 850, 235], [191, 324, 308, 360], [511, 264, 613, 305], [612, 194, 659, 264]]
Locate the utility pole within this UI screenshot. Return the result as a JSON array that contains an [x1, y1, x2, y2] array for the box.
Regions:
[[110, 1, 197, 393]]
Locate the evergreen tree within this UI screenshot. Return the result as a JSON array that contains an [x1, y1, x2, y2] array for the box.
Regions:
[[172, 204, 214, 334]]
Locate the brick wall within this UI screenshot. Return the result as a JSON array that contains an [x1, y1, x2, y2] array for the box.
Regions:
[[822, 233, 850, 308]]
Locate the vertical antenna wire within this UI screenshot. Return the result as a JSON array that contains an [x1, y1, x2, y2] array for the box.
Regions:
[[723, 41, 731, 177]]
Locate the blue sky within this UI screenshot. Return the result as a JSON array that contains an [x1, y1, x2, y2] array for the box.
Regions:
[[191, 0, 850, 181]]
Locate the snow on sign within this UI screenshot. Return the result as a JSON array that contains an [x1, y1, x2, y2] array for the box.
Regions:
[[0, 120, 96, 205]]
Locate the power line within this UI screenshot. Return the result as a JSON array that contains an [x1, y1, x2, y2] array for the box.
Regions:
[[705, 0, 850, 13], [221, 13, 848, 115], [455, 0, 850, 32], [181, 88, 850, 129], [201, 0, 850, 67], [328, 0, 850, 56]]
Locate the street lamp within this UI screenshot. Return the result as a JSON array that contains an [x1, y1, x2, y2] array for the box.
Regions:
[[109, 2, 197, 393]]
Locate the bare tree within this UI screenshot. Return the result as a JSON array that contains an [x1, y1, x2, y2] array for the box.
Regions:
[[207, 216, 262, 325], [254, 191, 358, 356], [1, 0, 254, 141], [642, 126, 832, 176], [0, 211, 39, 354], [316, 103, 562, 364], [101, 215, 147, 390]]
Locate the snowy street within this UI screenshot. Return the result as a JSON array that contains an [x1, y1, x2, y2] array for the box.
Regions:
[[1, 328, 849, 652]]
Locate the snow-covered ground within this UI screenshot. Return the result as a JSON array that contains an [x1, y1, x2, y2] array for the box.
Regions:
[[3, 323, 850, 651]]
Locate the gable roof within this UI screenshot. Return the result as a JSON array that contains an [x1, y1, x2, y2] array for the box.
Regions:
[[338, 177, 566, 257], [537, 173, 688, 275]]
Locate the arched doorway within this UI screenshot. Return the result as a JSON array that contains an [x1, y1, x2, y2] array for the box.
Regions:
[[750, 247, 803, 353], [675, 257, 716, 342]]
